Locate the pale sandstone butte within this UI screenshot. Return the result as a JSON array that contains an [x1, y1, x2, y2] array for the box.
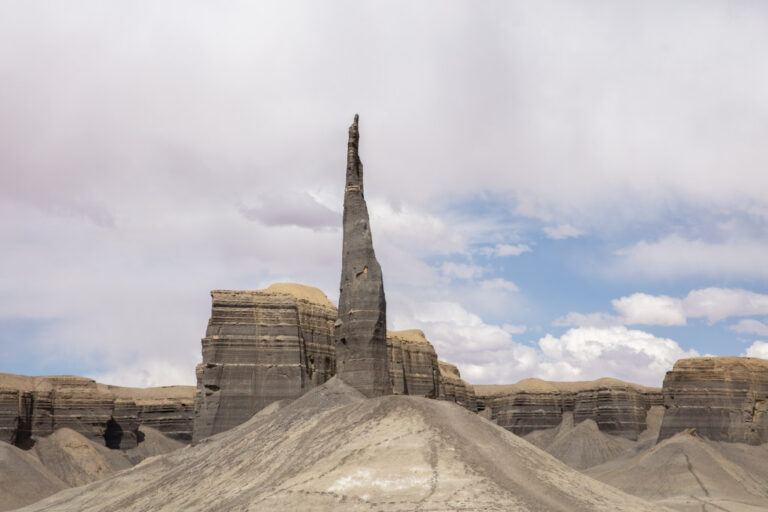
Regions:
[[0, 373, 194, 449], [334, 114, 391, 398], [387, 329, 440, 398], [192, 284, 336, 441], [658, 356, 768, 445], [438, 361, 478, 412], [475, 377, 662, 440]]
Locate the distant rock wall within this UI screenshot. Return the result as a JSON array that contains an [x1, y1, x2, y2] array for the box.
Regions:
[[658, 356, 768, 445], [387, 330, 440, 398], [437, 361, 478, 412], [0, 373, 194, 449], [475, 378, 662, 440], [193, 284, 337, 441]]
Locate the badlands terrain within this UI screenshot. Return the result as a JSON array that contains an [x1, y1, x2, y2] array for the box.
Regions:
[[2, 354, 768, 511], [2, 118, 767, 511]]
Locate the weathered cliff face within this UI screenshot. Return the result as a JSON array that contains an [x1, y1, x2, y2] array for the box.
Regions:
[[387, 330, 440, 398], [334, 115, 391, 398], [658, 356, 768, 445], [193, 283, 337, 441], [0, 373, 194, 449], [475, 378, 662, 440], [437, 361, 478, 412]]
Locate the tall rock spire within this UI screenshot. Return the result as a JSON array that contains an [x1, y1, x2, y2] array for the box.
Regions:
[[334, 114, 391, 397]]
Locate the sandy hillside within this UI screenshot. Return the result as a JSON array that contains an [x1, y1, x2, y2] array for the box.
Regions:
[[0, 443, 66, 512], [524, 412, 636, 469], [586, 429, 768, 512], [1, 426, 185, 511], [18, 378, 667, 512]]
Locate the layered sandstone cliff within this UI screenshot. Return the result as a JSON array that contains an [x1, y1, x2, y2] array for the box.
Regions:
[[438, 361, 478, 412], [193, 284, 337, 441], [658, 356, 768, 444], [475, 378, 662, 440], [0, 373, 194, 449], [387, 330, 440, 398]]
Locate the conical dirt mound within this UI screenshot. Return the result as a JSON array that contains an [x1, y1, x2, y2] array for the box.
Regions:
[[525, 412, 635, 469], [586, 429, 768, 511], [20, 378, 666, 512]]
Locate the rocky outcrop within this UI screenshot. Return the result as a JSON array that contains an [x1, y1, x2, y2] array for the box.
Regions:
[[0, 373, 194, 449], [387, 330, 440, 398], [475, 378, 662, 440], [334, 114, 391, 398], [193, 283, 337, 441], [20, 379, 665, 512], [438, 361, 478, 412], [658, 356, 768, 445]]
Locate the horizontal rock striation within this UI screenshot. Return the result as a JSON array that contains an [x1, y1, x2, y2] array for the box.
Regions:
[[387, 330, 440, 398], [475, 378, 662, 440], [438, 361, 478, 412], [0, 373, 194, 449], [658, 356, 768, 444], [193, 283, 337, 441]]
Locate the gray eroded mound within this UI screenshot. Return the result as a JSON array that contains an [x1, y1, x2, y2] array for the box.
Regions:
[[524, 412, 635, 469], [586, 429, 768, 511], [32, 428, 132, 487], [19, 378, 665, 512], [0, 442, 66, 512], [1, 426, 186, 510], [123, 426, 186, 464]]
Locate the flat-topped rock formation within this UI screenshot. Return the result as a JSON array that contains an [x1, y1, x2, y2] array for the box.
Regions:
[[658, 356, 768, 445], [475, 377, 662, 440], [193, 283, 337, 441], [20, 378, 665, 512], [0, 373, 194, 449], [387, 329, 440, 398], [334, 115, 391, 398], [438, 361, 478, 412]]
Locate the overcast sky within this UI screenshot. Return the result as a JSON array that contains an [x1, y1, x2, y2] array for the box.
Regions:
[[2, 1, 768, 388]]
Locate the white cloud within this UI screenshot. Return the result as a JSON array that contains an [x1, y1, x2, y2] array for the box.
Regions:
[[743, 341, 768, 359], [559, 288, 768, 330], [502, 323, 527, 334], [611, 293, 686, 326], [543, 224, 583, 240], [89, 359, 196, 388], [440, 262, 483, 280], [394, 299, 691, 387], [682, 288, 768, 323], [494, 243, 532, 257], [478, 278, 519, 292], [536, 326, 698, 385], [730, 319, 768, 337], [553, 312, 623, 328], [239, 191, 339, 230], [615, 235, 768, 279]]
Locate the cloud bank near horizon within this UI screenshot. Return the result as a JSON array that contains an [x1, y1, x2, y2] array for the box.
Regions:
[[2, 1, 768, 388]]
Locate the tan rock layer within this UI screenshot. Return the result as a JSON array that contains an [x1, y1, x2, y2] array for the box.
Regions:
[[0, 373, 194, 449], [658, 356, 768, 444], [387, 329, 440, 398], [437, 361, 478, 412], [475, 378, 662, 440], [192, 285, 337, 441]]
